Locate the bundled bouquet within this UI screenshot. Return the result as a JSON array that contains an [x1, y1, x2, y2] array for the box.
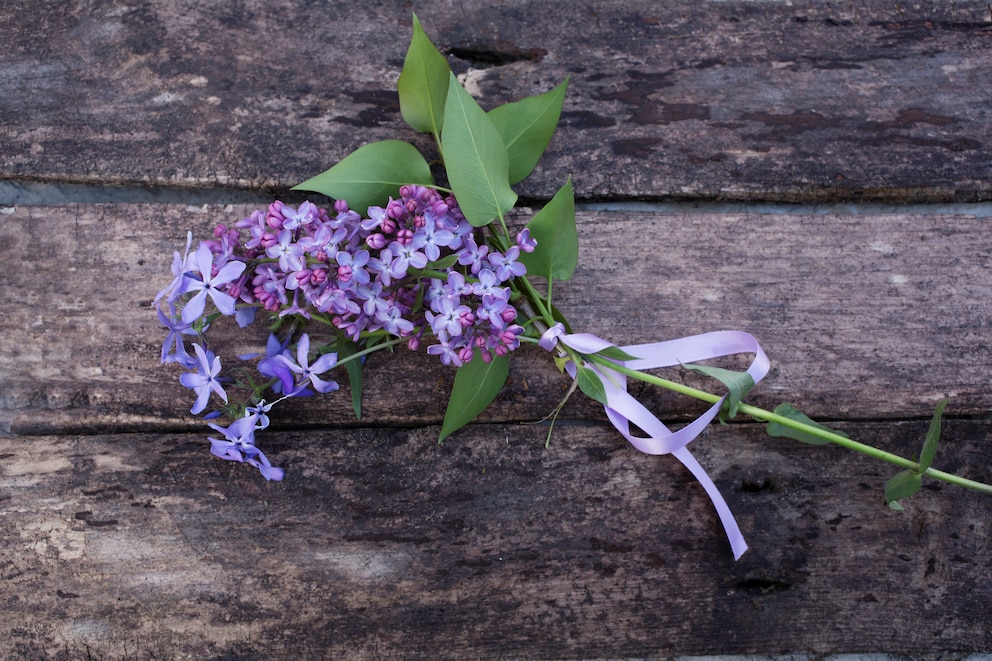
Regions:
[[157, 17, 990, 558]]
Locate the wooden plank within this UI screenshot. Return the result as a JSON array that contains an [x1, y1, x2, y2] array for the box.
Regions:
[[2, 1, 992, 201], [1, 421, 989, 658], [3, 204, 991, 435]]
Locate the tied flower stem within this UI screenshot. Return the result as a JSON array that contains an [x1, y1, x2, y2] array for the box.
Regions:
[[586, 353, 992, 496]]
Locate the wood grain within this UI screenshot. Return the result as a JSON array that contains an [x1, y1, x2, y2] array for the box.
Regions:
[[2, 205, 990, 435], [3, 2, 992, 656], [2, 1, 991, 201], [1, 421, 989, 658]]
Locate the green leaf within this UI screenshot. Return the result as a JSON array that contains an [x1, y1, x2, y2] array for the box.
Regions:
[[440, 73, 518, 227], [518, 176, 577, 281], [682, 363, 754, 418], [396, 14, 451, 136], [591, 345, 640, 362], [438, 354, 509, 442], [885, 469, 923, 510], [426, 253, 460, 271], [293, 140, 433, 213], [767, 403, 848, 446], [336, 339, 364, 420], [488, 76, 569, 184], [576, 365, 608, 406], [919, 398, 948, 472]]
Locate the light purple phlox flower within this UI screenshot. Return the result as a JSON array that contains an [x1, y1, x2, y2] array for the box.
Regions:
[[181, 244, 247, 323], [155, 231, 194, 304], [207, 414, 284, 481], [456, 236, 489, 274], [427, 296, 472, 342], [418, 211, 455, 261], [180, 343, 228, 415], [488, 246, 527, 281], [157, 306, 196, 367], [389, 236, 428, 279], [266, 229, 306, 273], [275, 333, 339, 394], [278, 200, 321, 231]]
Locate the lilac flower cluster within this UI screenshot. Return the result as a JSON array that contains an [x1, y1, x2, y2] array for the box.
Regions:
[[157, 186, 535, 480]]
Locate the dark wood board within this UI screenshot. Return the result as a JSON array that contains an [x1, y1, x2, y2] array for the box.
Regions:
[[1, 421, 990, 659], [2, 1, 992, 202], [2, 205, 990, 435]]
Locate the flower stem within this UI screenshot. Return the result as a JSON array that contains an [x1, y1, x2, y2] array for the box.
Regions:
[[334, 335, 409, 367], [586, 354, 992, 495]]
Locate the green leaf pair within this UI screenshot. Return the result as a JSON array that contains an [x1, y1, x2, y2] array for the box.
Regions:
[[767, 403, 848, 445], [885, 399, 948, 510], [682, 364, 755, 420], [295, 15, 576, 444]]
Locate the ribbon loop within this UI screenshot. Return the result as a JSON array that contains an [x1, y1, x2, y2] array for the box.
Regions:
[[541, 328, 768, 560]]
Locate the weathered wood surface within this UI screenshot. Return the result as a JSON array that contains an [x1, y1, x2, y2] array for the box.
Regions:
[[2, 421, 990, 659], [2, 205, 991, 436], [3, 0, 992, 202], [4, 1, 992, 658]]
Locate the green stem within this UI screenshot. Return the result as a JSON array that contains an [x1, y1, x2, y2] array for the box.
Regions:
[[333, 335, 409, 367], [515, 275, 554, 331], [586, 353, 992, 496]]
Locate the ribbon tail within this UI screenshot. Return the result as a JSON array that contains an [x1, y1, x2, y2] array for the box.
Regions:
[[596, 368, 748, 557], [543, 328, 766, 560], [672, 446, 749, 560]]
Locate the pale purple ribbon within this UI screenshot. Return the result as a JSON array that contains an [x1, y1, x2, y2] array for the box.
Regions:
[[539, 324, 770, 560]]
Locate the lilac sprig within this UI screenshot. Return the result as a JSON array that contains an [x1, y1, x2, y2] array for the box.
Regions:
[[157, 188, 535, 480]]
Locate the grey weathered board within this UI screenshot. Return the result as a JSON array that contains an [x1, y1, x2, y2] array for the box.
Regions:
[[1, 422, 990, 659], [2, 0, 992, 659], [2, 0, 992, 201], [2, 204, 991, 658], [2, 205, 991, 434]]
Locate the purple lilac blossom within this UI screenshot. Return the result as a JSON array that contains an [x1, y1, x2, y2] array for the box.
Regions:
[[181, 244, 247, 323], [207, 414, 284, 481], [275, 333, 339, 394], [160, 189, 536, 480], [180, 343, 228, 414]]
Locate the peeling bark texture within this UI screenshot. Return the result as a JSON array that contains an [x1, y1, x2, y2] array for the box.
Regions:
[[1, 1, 992, 201]]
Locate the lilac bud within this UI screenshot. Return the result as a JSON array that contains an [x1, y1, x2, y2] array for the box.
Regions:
[[334, 199, 349, 214], [458, 347, 475, 364], [266, 201, 285, 229], [396, 228, 414, 246], [501, 306, 517, 323], [381, 218, 398, 234], [494, 344, 509, 357], [407, 336, 421, 351], [367, 233, 387, 250], [399, 185, 413, 198], [516, 228, 538, 253]]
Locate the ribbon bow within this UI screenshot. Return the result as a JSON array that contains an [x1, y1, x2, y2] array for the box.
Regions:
[[539, 324, 770, 560]]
